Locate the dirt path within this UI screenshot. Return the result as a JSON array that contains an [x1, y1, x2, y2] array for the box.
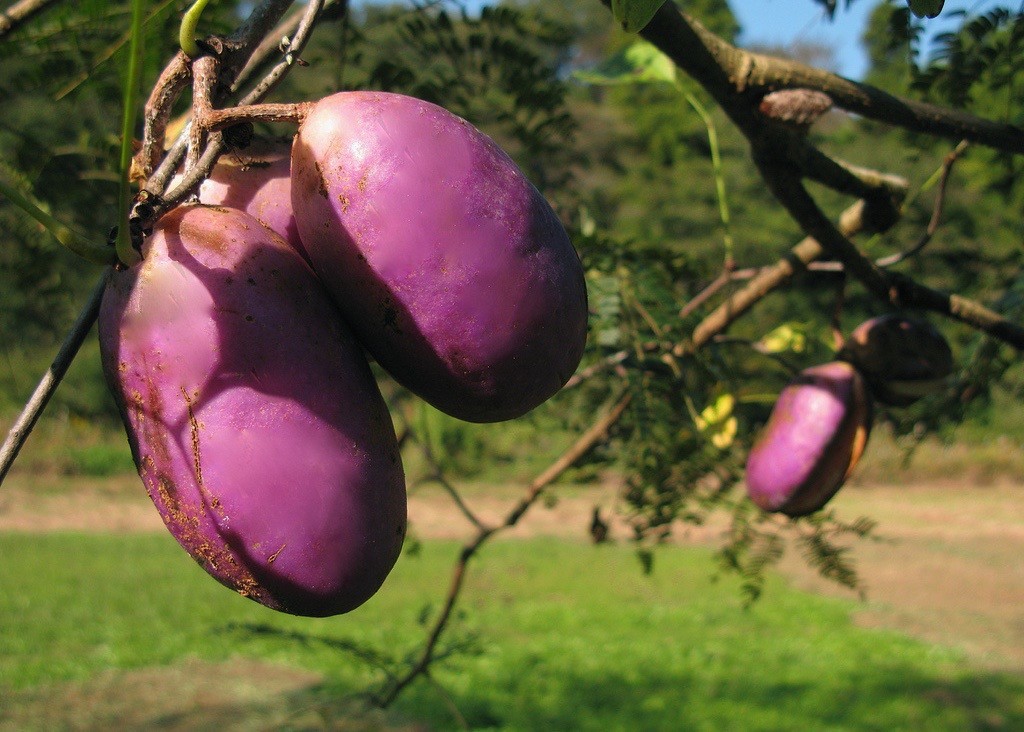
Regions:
[[3, 474, 1024, 670]]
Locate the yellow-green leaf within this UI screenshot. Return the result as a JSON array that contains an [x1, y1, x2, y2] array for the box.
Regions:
[[611, 0, 667, 32], [711, 417, 738, 449], [694, 393, 737, 449], [573, 41, 676, 86], [760, 324, 807, 354], [695, 392, 734, 428]]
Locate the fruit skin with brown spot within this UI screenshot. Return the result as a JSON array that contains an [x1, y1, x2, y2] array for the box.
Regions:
[[745, 361, 872, 517], [98, 204, 406, 617], [291, 91, 588, 423], [838, 313, 954, 407], [180, 138, 308, 262]]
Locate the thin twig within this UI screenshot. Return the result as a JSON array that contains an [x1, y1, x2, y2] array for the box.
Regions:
[[133, 51, 191, 183], [0, 273, 108, 485], [137, 0, 301, 192], [415, 441, 491, 532], [236, 0, 325, 103], [194, 100, 309, 133], [878, 140, 970, 268], [232, 6, 309, 93], [679, 262, 734, 319], [187, 54, 219, 174], [374, 393, 632, 708], [0, 0, 62, 39], [756, 158, 1024, 348], [565, 203, 868, 392], [562, 350, 630, 391], [231, 0, 346, 95], [142, 0, 321, 218], [224, 0, 294, 55], [685, 200, 867, 353]]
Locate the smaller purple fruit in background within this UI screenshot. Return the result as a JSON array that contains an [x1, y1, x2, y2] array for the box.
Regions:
[[838, 313, 953, 407], [746, 361, 872, 517], [181, 138, 308, 261]]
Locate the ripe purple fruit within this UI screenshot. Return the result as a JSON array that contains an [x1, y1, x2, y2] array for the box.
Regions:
[[839, 313, 953, 406], [746, 361, 872, 517], [187, 139, 308, 261], [291, 91, 588, 423], [99, 204, 406, 617]]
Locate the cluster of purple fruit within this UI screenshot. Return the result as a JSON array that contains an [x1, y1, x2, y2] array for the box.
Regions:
[[98, 92, 588, 617], [746, 314, 953, 517]]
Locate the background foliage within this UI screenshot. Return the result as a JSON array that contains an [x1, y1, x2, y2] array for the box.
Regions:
[[1, 0, 1022, 592]]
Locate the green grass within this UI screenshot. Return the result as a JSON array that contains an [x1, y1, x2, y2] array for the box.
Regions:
[[2, 534, 1023, 730]]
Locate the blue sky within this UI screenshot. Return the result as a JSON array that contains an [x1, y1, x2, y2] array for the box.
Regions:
[[733, 0, 1008, 79], [730, 0, 879, 79], [354, 1, 1005, 82]]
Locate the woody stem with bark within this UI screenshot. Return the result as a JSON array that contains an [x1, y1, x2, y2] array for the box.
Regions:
[[630, 0, 1024, 154], [0, 275, 107, 484], [619, 0, 1024, 347], [143, 0, 324, 220], [686, 200, 868, 353], [756, 160, 1024, 347], [380, 188, 921, 708], [0, 0, 62, 39]]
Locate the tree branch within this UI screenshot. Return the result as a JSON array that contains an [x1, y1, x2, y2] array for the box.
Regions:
[[0, 273, 107, 485], [633, 1, 1024, 154], [877, 140, 969, 268], [132, 52, 191, 183], [231, 0, 348, 94], [756, 158, 1024, 348], [594, 0, 1024, 349], [686, 200, 866, 352], [374, 393, 632, 709], [142, 0, 323, 226], [0, 0, 61, 39], [234, 0, 328, 103]]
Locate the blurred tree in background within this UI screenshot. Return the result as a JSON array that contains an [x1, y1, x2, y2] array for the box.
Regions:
[[1, 0, 1022, 605]]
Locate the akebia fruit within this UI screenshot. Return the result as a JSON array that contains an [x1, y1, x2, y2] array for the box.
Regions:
[[185, 139, 308, 261], [745, 361, 872, 517], [838, 313, 953, 407], [291, 91, 588, 423], [99, 204, 406, 617]]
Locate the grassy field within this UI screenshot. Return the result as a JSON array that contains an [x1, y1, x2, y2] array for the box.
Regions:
[[2, 521, 1024, 730], [3, 409, 1024, 730]]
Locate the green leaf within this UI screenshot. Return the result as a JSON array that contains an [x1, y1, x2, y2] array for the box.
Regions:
[[114, 0, 146, 267], [0, 167, 111, 264], [611, 0, 667, 33], [573, 41, 676, 86]]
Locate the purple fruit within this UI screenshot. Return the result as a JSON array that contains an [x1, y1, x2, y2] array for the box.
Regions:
[[839, 313, 953, 406], [186, 139, 308, 262], [291, 91, 588, 423], [746, 361, 872, 517], [99, 204, 406, 617]]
